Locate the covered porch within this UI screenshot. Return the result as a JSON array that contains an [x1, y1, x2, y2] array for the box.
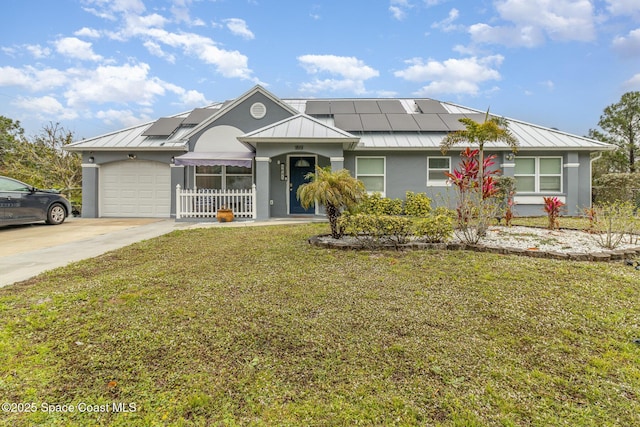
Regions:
[[238, 114, 359, 220]]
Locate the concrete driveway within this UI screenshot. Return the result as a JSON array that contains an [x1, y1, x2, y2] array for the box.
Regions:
[[0, 217, 183, 287]]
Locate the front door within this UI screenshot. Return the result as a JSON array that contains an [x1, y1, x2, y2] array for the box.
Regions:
[[289, 156, 316, 214]]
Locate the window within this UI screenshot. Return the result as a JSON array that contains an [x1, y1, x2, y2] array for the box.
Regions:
[[514, 157, 562, 193], [427, 157, 451, 186], [356, 157, 385, 195], [195, 165, 252, 190]]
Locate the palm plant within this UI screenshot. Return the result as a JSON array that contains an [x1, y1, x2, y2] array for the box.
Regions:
[[440, 109, 519, 189], [297, 166, 366, 238]]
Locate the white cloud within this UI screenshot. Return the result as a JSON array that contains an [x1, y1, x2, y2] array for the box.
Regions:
[[540, 80, 554, 90], [74, 27, 101, 38], [25, 44, 51, 59], [624, 73, 640, 89], [394, 55, 504, 96], [92, 2, 255, 81], [606, 0, 640, 16], [298, 55, 379, 80], [225, 18, 255, 40], [95, 108, 151, 128], [389, 0, 411, 21], [82, 0, 146, 19], [298, 54, 379, 94], [143, 40, 176, 62], [0, 66, 68, 91], [469, 0, 596, 47], [13, 96, 78, 120], [63, 63, 169, 107], [55, 37, 103, 61], [612, 28, 640, 56], [431, 8, 461, 32], [178, 90, 210, 106]]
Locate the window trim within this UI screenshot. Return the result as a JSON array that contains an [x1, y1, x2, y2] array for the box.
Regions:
[[194, 165, 253, 190], [426, 156, 451, 187], [514, 156, 563, 193], [355, 156, 386, 196]]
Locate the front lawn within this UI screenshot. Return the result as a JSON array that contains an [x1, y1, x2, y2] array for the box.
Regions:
[[1, 223, 639, 426]]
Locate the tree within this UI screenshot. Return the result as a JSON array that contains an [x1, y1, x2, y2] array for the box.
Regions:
[[589, 91, 640, 173], [0, 116, 27, 169], [0, 118, 81, 204], [440, 109, 518, 190], [297, 166, 366, 239]]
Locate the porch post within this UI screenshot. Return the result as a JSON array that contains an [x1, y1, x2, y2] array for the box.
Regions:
[[170, 164, 185, 218], [255, 157, 271, 220], [564, 152, 580, 216], [330, 156, 344, 171], [80, 163, 100, 218]]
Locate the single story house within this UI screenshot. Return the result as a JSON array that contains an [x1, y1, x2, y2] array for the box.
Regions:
[[65, 85, 613, 219]]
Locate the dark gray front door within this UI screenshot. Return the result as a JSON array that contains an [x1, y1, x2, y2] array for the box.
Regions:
[[289, 156, 316, 214]]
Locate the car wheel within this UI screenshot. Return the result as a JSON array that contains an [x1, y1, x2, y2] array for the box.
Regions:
[[46, 203, 67, 225]]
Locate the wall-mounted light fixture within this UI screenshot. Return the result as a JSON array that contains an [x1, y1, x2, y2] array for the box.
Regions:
[[505, 153, 515, 161], [128, 154, 137, 160], [170, 156, 175, 164], [88, 156, 95, 163]]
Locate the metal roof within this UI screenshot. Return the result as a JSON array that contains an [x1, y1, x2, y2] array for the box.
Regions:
[[65, 89, 613, 153], [239, 114, 359, 143], [65, 105, 223, 151]]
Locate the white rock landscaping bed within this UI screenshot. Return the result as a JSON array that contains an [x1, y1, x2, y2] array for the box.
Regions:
[[310, 226, 640, 262]]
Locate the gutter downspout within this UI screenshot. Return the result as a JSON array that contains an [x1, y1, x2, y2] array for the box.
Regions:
[[590, 152, 604, 207]]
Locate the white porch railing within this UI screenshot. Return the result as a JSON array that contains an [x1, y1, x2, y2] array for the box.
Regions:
[[176, 184, 256, 219]]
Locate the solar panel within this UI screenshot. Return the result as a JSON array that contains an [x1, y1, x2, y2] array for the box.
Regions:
[[333, 114, 363, 131], [414, 114, 449, 131], [377, 100, 406, 113], [464, 113, 488, 123], [360, 114, 392, 131], [354, 100, 381, 114], [330, 101, 356, 114], [438, 114, 468, 131], [386, 114, 420, 131], [415, 99, 448, 114], [183, 108, 216, 125], [305, 100, 331, 115], [141, 117, 184, 136]]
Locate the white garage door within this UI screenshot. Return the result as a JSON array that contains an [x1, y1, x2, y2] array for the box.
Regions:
[[100, 160, 171, 217]]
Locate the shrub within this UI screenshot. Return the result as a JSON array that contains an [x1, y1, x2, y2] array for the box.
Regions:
[[593, 173, 640, 207], [494, 176, 516, 226], [358, 193, 404, 216], [412, 215, 454, 243], [589, 201, 638, 249], [446, 148, 502, 244], [340, 213, 412, 248], [543, 196, 565, 230], [404, 191, 432, 217]]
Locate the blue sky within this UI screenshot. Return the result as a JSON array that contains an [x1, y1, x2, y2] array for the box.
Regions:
[[1, 0, 639, 140]]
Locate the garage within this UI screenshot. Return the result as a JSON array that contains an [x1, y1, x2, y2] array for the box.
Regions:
[[100, 160, 171, 217]]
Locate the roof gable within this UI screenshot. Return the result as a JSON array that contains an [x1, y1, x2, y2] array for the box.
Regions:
[[181, 85, 299, 140], [239, 114, 359, 143]]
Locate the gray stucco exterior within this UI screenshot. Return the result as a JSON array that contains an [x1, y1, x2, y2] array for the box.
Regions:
[[65, 85, 612, 220]]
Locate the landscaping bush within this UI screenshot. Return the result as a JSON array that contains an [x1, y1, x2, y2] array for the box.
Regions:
[[588, 201, 639, 249], [412, 214, 454, 243], [403, 191, 432, 217], [494, 176, 516, 225], [593, 173, 640, 207], [357, 193, 404, 215], [340, 213, 412, 247]]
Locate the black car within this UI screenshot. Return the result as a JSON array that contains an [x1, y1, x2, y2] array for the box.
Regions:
[[0, 176, 72, 226]]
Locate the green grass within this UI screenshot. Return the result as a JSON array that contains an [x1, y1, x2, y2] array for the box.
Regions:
[[1, 223, 639, 426]]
